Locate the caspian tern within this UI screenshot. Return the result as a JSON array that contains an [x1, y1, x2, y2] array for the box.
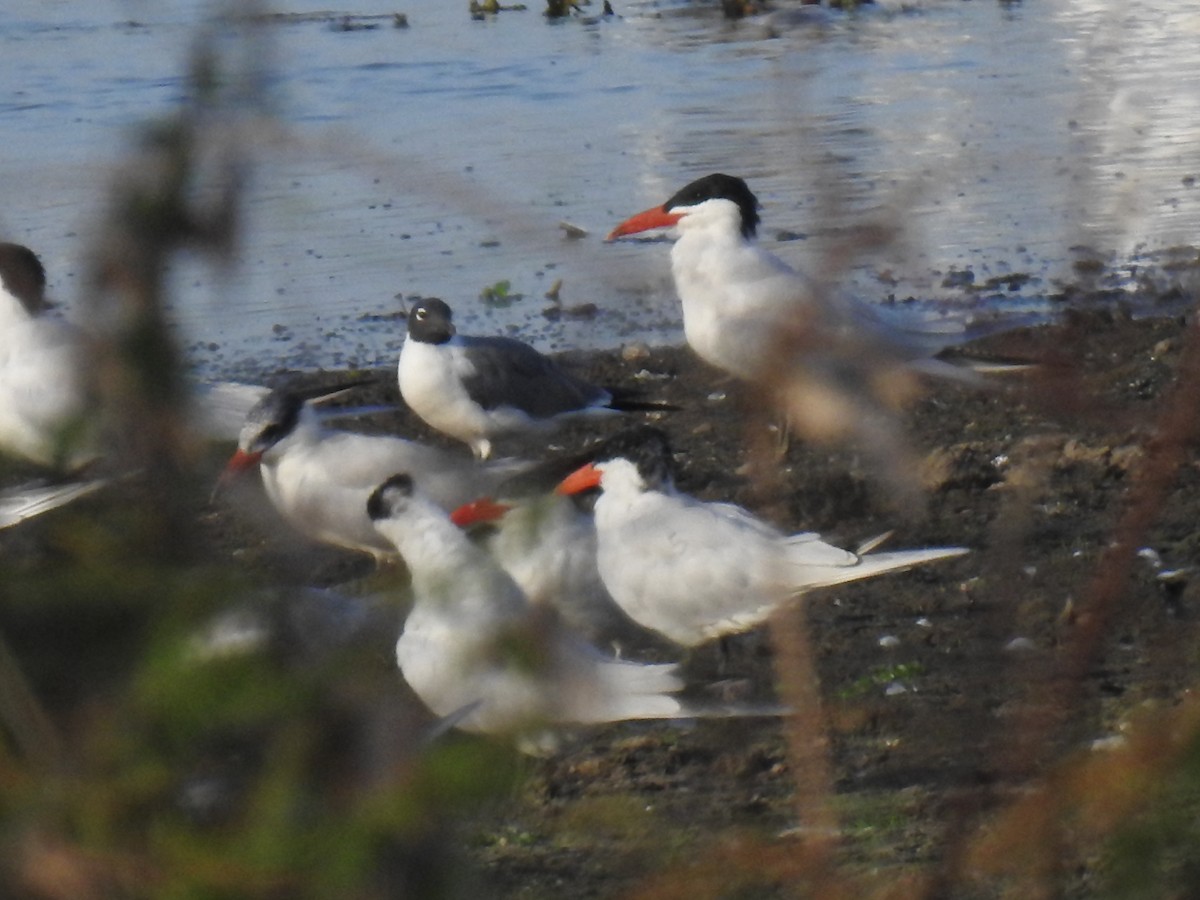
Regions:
[[608, 173, 983, 382], [0, 242, 93, 470], [449, 489, 648, 651], [556, 427, 968, 648], [607, 174, 1015, 458], [219, 385, 526, 562], [367, 473, 686, 745], [0, 241, 275, 452], [0, 243, 275, 527], [398, 298, 671, 459], [448, 432, 692, 651]]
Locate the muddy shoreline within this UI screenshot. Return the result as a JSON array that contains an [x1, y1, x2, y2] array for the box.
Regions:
[[220, 305, 1200, 896], [5, 305, 1200, 897]]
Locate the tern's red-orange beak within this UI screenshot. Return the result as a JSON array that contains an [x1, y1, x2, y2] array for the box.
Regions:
[[606, 206, 683, 241], [449, 497, 513, 528], [214, 449, 263, 497], [555, 462, 603, 496]]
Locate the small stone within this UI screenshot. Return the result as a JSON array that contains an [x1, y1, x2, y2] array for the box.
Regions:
[[633, 368, 669, 382], [1137, 547, 1162, 568], [878, 635, 901, 649], [1157, 567, 1191, 583], [1151, 338, 1174, 359], [622, 342, 651, 363]]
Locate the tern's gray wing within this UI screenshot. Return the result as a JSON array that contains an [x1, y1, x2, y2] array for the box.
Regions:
[[458, 335, 609, 417]]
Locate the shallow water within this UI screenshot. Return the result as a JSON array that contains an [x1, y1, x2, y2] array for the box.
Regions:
[[3, 0, 1199, 378]]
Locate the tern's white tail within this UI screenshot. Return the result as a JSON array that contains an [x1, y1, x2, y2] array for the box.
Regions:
[[784, 538, 968, 593], [585, 658, 685, 722]]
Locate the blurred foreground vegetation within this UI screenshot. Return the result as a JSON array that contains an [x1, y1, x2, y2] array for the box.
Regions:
[[5, 3, 1200, 898]]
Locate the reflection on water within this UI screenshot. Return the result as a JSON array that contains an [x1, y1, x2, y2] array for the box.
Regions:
[[2, 0, 1198, 378]]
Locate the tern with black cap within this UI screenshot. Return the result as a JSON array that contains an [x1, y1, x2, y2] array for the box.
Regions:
[[367, 472, 686, 747], [557, 427, 968, 648], [218, 384, 524, 562]]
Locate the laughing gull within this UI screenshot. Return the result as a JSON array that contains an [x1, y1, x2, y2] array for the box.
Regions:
[[397, 298, 671, 459]]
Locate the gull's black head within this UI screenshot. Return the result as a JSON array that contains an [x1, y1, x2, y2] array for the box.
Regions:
[[407, 298, 456, 345], [0, 242, 50, 315], [592, 425, 675, 488], [664, 173, 761, 239], [367, 473, 415, 521]]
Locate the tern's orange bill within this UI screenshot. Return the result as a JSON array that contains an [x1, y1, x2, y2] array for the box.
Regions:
[[555, 462, 602, 496], [606, 206, 683, 241], [449, 497, 512, 528], [213, 448, 264, 498]]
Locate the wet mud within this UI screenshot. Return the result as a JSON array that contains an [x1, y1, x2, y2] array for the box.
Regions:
[[5, 303, 1200, 897]]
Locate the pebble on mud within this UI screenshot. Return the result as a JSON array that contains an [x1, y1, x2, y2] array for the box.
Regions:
[[1004, 637, 1037, 653], [621, 342, 651, 364]]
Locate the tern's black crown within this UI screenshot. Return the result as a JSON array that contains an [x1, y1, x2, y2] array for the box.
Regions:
[[244, 390, 304, 454], [367, 473, 415, 520], [0, 242, 49, 315], [663, 173, 761, 239], [592, 425, 675, 488]]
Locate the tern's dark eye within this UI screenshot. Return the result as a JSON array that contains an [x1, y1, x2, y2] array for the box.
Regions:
[[256, 423, 285, 447], [414, 308, 427, 320]]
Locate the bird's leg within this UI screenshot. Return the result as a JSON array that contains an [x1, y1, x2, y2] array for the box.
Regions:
[[772, 416, 791, 460], [717, 635, 733, 677]]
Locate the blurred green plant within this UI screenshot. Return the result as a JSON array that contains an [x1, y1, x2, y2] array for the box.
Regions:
[[0, 4, 524, 897], [836, 661, 925, 699], [479, 279, 523, 308], [7, 2, 1200, 899]]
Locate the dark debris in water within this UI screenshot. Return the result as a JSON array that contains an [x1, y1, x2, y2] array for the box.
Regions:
[[470, 0, 529, 18], [541, 302, 598, 321], [236, 11, 411, 29], [774, 229, 808, 243], [940, 267, 976, 290]]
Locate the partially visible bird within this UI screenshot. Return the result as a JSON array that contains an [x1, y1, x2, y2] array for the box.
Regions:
[[0, 242, 93, 470], [367, 473, 687, 745], [398, 298, 671, 459], [0, 479, 108, 529], [556, 427, 968, 648], [449, 453, 667, 655], [219, 385, 525, 562], [449, 492, 638, 648], [448, 432, 685, 652]]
